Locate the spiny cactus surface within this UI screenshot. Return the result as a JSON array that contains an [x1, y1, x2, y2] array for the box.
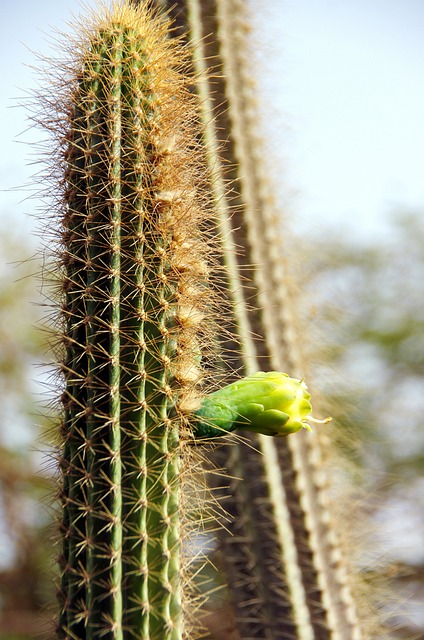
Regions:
[[45, 4, 218, 639]]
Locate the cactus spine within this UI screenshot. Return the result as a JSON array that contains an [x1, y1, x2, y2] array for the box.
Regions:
[[49, 4, 216, 638]]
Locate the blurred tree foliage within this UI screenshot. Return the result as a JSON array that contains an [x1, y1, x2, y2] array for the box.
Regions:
[[0, 229, 55, 639], [0, 213, 422, 638], [305, 212, 424, 638], [308, 212, 423, 474]]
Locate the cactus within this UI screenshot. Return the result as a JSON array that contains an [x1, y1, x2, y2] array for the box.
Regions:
[[148, 1, 369, 638], [42, 3, 221, 638], [36, 3, 332, 639]]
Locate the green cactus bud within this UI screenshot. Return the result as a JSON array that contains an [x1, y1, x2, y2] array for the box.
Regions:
[[194, 371, 330, 438]]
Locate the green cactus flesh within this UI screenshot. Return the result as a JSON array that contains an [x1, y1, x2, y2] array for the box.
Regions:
[[56, 5, 214, 639]]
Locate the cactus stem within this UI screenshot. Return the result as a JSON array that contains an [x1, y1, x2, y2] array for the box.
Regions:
[[36, 3, 223, 638]]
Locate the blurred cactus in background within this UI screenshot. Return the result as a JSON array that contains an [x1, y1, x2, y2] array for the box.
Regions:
[[151, 1, 366, 638]]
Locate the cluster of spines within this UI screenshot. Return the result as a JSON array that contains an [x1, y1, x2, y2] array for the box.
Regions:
[[39, 3, 219, 639]]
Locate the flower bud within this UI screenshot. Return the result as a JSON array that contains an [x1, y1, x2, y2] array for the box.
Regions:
[[193, 371, 330, 438]]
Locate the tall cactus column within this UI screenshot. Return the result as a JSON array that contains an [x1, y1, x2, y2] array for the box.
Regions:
[[53, 4, 215, 638], [149, 1, 366, 639]]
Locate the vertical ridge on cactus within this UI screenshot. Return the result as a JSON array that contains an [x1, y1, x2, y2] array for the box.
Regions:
[[37, 3, 221, 638]]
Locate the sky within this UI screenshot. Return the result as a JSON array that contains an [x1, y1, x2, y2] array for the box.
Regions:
[[249, 0, 424, 240], [1, 0, 424, 245]]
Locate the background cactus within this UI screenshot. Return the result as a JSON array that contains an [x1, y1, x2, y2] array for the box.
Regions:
[[150, 1, 368, 638], [42, 3, 221, 638]]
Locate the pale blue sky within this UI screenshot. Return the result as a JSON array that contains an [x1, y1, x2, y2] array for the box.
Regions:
[[1, 0, 424, 243], [250, 0, 424, 239]]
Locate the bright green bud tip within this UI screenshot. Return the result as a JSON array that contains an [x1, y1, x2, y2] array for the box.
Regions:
[[193, 371, 331, 438]]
